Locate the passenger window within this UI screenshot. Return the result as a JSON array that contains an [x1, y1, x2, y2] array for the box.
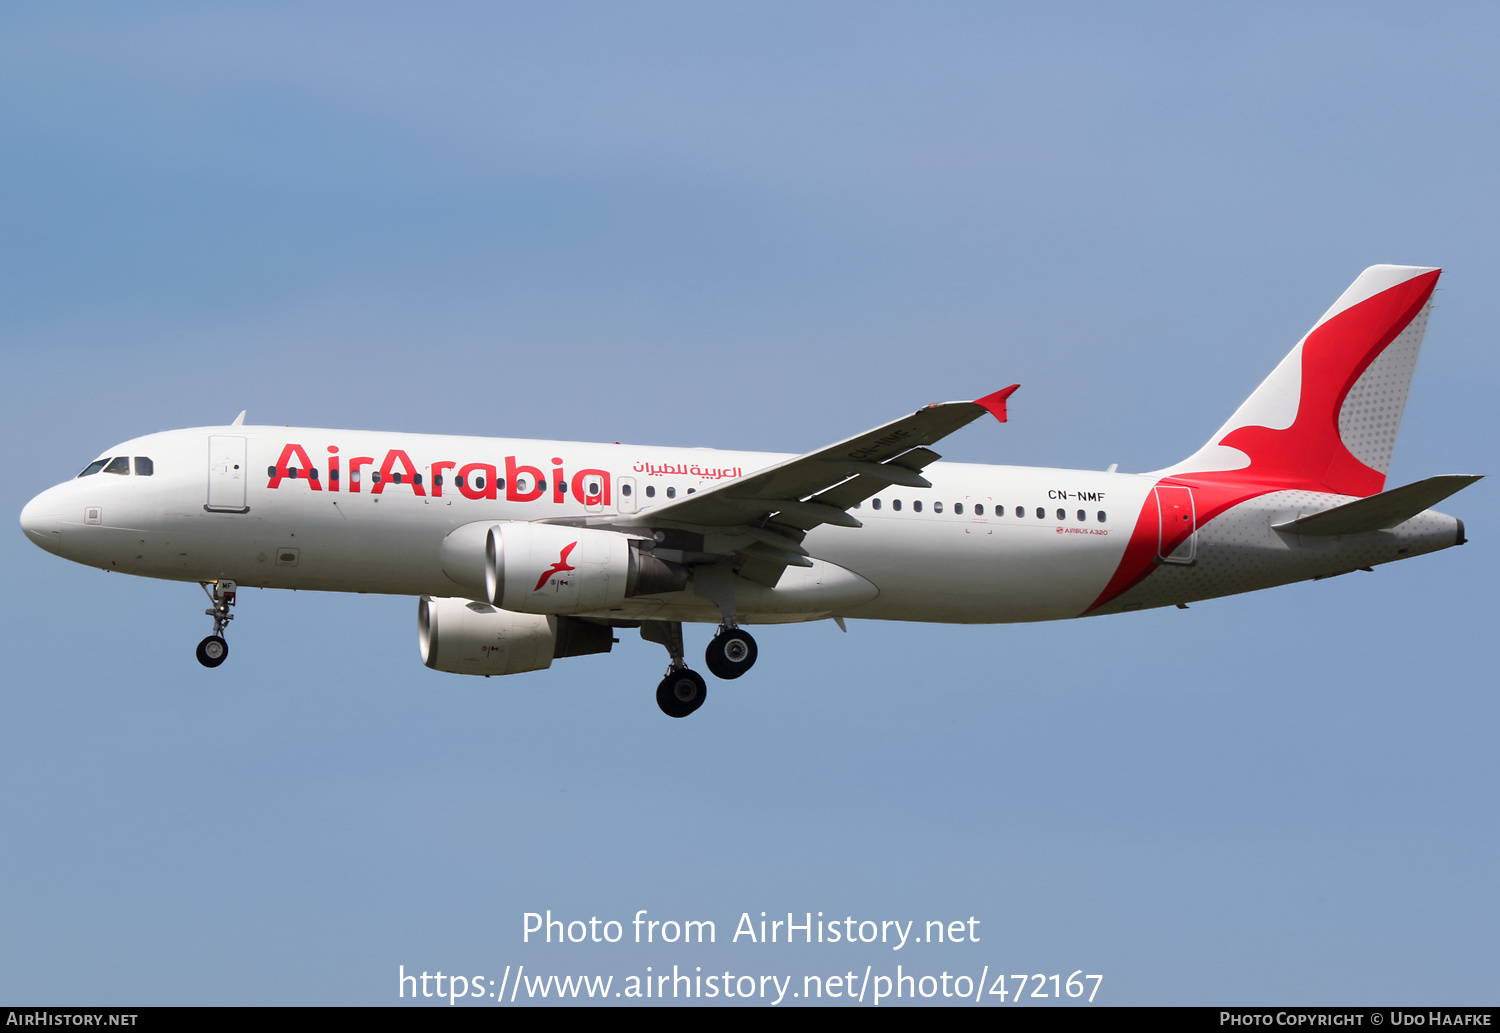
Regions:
[[454, 475, 465, 488], [913, 500, 922, 513], [996, 505, 1005, 516], [308, 468, 319, 480], [933, 501, 943, 513], [872, 499, 882, 510], [413, 473, 423, 486], [1015, 505, 1024, 517], [474, 476, 485, 490], [892, 499, 902, 511], [104, 456, 130, 475], [392, 472, 403, 484], [1035, 507, 1044, 519], [588, 482, 600, 495], [267, 466, 277, 478], [368, 471, 379, 484], [430, 473, 439, 486], [974, 504, 984, 515], [288, 467, 299, 479], [621, 483, 632, 497], [687, 488, 695, 494], [134, 457, 154, 476], [1077, 509, 1085, 521], [538, 479, 547, 493], [646, 485, 656, 498], [78, 460, 108, 478], [1057, 508, 1065, 520], [1097, 511, 1107, 522], [953, 503, 962, 515], [666, 487, 676, 499]]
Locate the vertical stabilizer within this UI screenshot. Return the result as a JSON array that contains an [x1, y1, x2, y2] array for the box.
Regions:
[[1165, 265, 1439, 497]]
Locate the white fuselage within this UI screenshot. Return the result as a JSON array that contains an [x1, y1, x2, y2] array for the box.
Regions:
[[19, 425, 1462, 626]]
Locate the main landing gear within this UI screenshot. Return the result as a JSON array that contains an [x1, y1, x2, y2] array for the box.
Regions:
[[196, 580, 237, 669], [640, 620, 759, 718], [705, 624, 758, 680]]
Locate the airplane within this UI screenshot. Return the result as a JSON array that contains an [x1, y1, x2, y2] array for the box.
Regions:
[[19, 265, 1479, 718]]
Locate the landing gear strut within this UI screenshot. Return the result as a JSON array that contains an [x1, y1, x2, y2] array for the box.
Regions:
[[704, 624, 757, 680], [641, 620, 707, 718], [196, 580, 236, 669]]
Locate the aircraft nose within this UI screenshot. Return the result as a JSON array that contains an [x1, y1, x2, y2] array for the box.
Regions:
[[20, 488, 64, 554]]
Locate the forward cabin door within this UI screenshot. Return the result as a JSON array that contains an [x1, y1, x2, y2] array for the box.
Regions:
[[1155, 485, 1197, 564], [206, 436, 249, 513]]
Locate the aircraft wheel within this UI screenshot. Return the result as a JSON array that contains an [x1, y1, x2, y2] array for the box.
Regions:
[[196, 635, 229, 668], [704, 627, 757, 680], [656, 669, 707, 718]]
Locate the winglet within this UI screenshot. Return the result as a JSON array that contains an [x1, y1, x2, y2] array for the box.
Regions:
[[973, 385, 1020, 423]]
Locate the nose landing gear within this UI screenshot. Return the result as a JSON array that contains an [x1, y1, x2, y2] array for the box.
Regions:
[[196, 580, 237, 668]]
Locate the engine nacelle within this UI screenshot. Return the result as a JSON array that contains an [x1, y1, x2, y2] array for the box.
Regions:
[[418, 596, 613, 676]]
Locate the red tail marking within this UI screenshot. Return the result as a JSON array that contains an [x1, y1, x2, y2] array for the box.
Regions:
[[534, 541, 578, 592], [1084, 270, 1439, 615]]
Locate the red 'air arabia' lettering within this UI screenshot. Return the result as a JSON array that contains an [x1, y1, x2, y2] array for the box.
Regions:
[[371, 449, 425, 496], [266, 444, 611, 507], [267, 443, 321, 490], [506, 456, 545, 502], [534, 541, 578, 591], [458, 463, 497, 500]]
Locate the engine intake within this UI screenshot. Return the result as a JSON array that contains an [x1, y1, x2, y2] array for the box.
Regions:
[[418, 596, 613, 676]]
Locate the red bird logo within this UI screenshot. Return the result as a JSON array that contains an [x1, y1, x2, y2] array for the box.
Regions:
[[534, 541, 578, 591]]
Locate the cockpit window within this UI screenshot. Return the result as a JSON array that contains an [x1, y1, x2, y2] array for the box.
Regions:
[[134, 457, 154, 476], [78, 459, 109, 478], [104, 457, 130, 475]]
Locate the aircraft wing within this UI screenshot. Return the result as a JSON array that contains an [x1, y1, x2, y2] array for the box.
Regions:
[[596, 386, 1019, 585]]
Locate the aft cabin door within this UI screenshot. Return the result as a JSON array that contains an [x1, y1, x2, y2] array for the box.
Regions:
[[206, 436, 249, 513], [1155, 485, 1196, 564]]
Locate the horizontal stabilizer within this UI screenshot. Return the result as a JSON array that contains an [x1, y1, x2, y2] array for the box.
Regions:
[[1273, 475, 1482, 536]]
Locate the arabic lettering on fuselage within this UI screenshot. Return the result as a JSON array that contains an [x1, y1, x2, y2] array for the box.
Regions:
[[630, 462, 743, 480]]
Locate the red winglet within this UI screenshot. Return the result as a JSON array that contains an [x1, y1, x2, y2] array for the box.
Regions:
[[973, 384, 1020, 423]]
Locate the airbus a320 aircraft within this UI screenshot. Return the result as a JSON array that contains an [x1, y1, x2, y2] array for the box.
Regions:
[[20, 265, 1479, 717]]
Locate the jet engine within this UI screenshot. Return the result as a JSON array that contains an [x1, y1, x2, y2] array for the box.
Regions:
[[439, 521, 687, 615], [418, 596, 614, 676]]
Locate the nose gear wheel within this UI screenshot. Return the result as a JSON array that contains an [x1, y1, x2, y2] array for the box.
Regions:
[[196, 580, 238, 669]]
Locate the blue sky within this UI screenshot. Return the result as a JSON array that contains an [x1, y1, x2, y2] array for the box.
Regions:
[[2, 3, 1496, 1005]]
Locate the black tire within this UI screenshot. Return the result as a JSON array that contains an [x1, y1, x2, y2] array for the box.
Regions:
[[655, 669, 707, 718], [704, 627, 757, 680], [196, 635, 229, 668]]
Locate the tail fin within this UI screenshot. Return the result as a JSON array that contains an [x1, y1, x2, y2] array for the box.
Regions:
[[1165, 265, 1440, 497]]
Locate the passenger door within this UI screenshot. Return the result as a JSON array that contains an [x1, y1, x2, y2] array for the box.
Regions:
[[206, 436, 249, 512]]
